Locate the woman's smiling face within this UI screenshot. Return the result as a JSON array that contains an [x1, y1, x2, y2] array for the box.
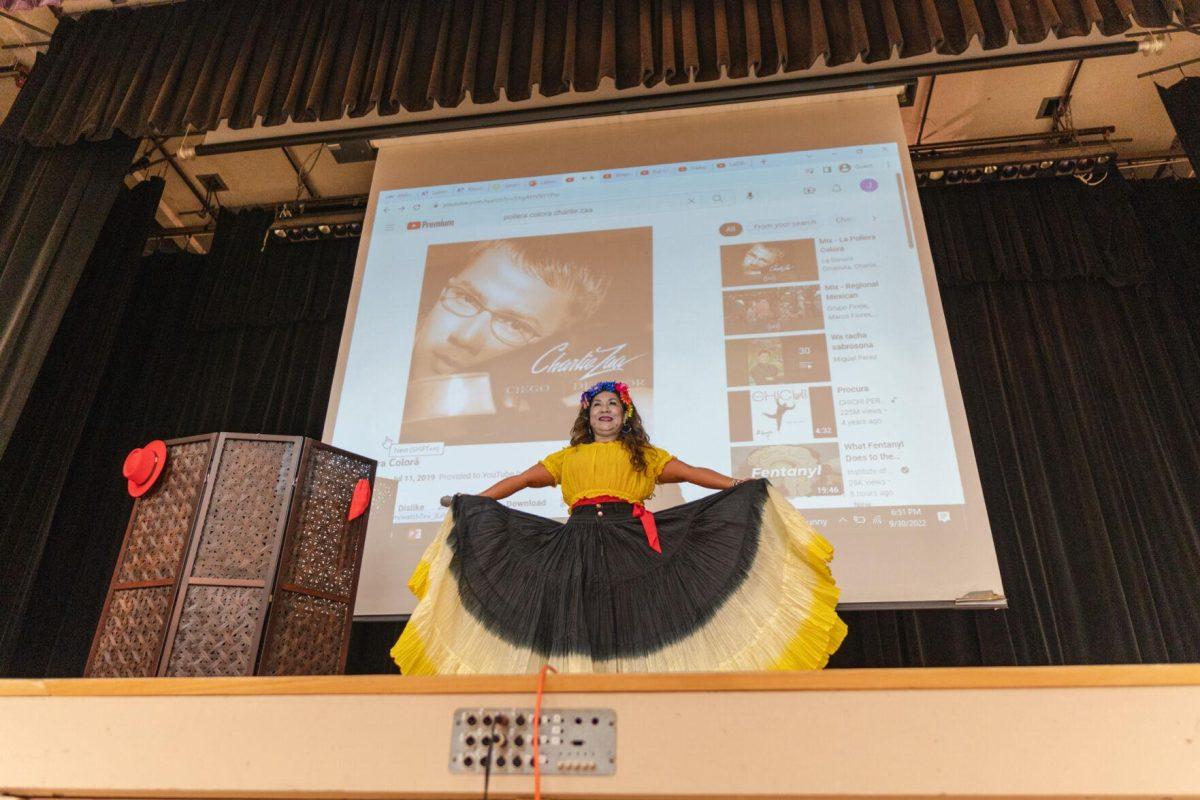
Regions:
[[588, 391, 624, 441]]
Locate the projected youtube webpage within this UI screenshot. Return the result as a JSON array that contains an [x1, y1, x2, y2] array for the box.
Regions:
[[332, 140, 987, 612]]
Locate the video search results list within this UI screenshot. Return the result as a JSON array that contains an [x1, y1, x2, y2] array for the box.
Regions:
[[718, 158, 966, 532]]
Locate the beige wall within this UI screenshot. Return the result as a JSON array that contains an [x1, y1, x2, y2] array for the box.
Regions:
[[2, 667, 1199, 799]]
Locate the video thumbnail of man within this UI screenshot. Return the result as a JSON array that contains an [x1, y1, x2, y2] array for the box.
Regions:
[[399, 227, 653, 445], [720, 238, 819, 287], [722, 285, 823, 335], [725, 334, 830, 387]]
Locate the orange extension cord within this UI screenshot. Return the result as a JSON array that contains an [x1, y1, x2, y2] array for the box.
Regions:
[[532, 663, 558, 800]]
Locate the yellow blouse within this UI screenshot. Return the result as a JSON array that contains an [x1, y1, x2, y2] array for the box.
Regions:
[[540, 441, 675, 507]]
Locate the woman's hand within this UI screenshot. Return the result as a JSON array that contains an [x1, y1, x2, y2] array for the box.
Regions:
[[658, 458, 740, 490], [479, 463, 556, 500]]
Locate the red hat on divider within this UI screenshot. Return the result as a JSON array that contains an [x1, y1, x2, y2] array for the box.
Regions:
[[348, 478, 371, 521], [123, 440, 168, 497]]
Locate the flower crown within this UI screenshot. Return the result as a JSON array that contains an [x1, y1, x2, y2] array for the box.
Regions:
[[580, 381, 635, 421]]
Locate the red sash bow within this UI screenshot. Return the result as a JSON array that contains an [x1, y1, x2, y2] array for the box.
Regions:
[[571, 495, 661, 554]]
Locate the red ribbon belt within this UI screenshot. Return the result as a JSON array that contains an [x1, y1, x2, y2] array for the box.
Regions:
[[571, 495, 661, 554]]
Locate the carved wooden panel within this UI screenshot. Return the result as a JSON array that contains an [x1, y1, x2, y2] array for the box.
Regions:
[[257, 591, 344, 675], [86, 587, 174, 678], [88, 434, 375, 678], [259, 443, 375, 675], [191, 439, 295, 580], [86, 435, 217, 677], [116, 440, 216, 583], [165, 585, 264, 677], [161, 435, 300, 677]]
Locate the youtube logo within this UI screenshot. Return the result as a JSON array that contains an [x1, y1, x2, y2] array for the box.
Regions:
[[405, 219, 454, 231]]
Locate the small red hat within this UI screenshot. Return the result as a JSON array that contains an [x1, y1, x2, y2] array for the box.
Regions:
[[348, 478, 371, 521], [123, 440, 168, 497]]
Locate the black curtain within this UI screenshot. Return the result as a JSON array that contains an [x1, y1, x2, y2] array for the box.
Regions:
[[830, 174, 1200, 667], [0, 178, 164, 673], [5, 172, 1200, 676], [4, 208, 358, 677], [1158, 77, 1200, 178], [0, 108, 139, 460], [6, 0, 1200, 147]]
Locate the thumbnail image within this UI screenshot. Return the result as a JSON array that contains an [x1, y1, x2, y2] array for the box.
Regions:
[[399, 227, 653, 445], [725, 335, 830, 386], [720, 238, 819, 287], [730, 442, 844, 499], [728, 385, 836, 444], [722, 285, 823, 336]]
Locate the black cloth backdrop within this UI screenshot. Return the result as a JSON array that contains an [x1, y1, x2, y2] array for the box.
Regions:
[[3, 209, 359, 677], [836, 176, 1200, 668], [0, 178, 164, 672], [0, 124, 139, 461], [3, 171, 1199, 676], [5, 0, 1200, 146], [1158, 77, 1200, 178]]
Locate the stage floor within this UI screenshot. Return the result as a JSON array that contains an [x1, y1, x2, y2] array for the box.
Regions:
[[2, 665, 1199, 799]]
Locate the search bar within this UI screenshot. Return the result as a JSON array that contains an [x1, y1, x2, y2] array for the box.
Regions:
[[498, 192, 737, 224]]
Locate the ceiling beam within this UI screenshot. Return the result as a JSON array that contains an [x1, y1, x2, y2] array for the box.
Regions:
[[150, 137, 217, 220], [281, 146, 320, 199], [915, 75, 936, 145], [1052, 59, 1084, 132], [0, 10, 53, 37], [1, 40, 49, 50], [911, 125, 1115, 153]]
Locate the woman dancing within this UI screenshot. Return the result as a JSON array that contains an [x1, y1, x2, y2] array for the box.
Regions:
[[392, 381, 846, 673]]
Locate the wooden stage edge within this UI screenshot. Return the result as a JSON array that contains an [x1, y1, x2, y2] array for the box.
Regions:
[[3, 663, 1199, 697]]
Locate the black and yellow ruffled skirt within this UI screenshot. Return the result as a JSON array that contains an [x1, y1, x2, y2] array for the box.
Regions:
[[391, 479, 846, 673]]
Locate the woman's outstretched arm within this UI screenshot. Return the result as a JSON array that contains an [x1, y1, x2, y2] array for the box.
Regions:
[[480, 463, 556, 500], [658, 458, 739, 491]]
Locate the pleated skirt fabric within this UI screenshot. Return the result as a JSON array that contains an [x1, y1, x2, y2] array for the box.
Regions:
[[391, 479, 846, 674]]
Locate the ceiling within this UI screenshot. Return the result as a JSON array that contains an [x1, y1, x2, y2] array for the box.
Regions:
[[3, 4, 1197, 253]]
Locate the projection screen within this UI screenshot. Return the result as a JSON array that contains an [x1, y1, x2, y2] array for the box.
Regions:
[[325, 89, 1006, 616]]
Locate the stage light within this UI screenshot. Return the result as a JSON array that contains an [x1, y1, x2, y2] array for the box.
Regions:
[[916, 172, 928, 185], [286, 227, 303, 241], [1097, 154, 1111, 164], [318, 224, 332, 235], [964, 168, 982, 182], [1038, 160, 1054, 170], [1056, 159, 1076, 174], [926, 170, 945, 182], [982, 165, 998, 175], [1000, 165, 1019, 179], [272, 227, 287, 239], [1076, 157, 1095, 171], [945, 169, 963, 184], [302, 226, 317, 239], [333, 224, 349, 236], [1020, 163, 1039, 178], [350, 222, 362, 235]]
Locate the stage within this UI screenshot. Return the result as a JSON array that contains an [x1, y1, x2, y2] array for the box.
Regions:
[[2, 665, 1199, 799]]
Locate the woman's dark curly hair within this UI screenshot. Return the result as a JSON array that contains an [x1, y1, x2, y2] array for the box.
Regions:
[[569, 393, 652, 473]]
